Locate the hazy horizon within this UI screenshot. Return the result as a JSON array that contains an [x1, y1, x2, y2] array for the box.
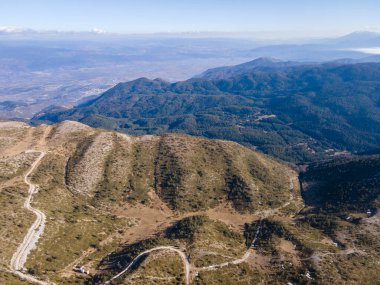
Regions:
[[2, 1, 380, 120], [1, 0, 380, 38]]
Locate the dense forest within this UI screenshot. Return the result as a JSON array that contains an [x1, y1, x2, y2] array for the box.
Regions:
[[300, 154, 380, 212]]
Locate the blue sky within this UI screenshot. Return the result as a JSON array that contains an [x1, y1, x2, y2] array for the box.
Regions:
[[1, 0, 380, 36]]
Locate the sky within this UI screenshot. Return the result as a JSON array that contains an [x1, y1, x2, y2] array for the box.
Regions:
[[1, 0, 380, 37]]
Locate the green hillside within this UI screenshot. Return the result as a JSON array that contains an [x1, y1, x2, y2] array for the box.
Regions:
[[63, 127, 295, 213], [33, 62, 380, 163]]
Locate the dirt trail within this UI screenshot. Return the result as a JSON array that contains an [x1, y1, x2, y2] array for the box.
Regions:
[[2, 125, 52, 157], [101, 172, 297, 284], [2, 127, 33, 157], [103, 220, 263, 285], [196, 219, 263, 272], [9, 150, 55, 285], [103, 246, 190, 285]]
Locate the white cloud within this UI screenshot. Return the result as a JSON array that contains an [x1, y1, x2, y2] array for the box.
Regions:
[[91, 28, 107, 34], [352, 47, 380, 55], [0, 26, 32, 33], [0, 26, 111, 37]]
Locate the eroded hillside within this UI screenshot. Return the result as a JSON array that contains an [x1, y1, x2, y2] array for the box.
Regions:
[[0, 121, 301, 284], [61, 123, 296, 213], [0, 121, 378, 285]]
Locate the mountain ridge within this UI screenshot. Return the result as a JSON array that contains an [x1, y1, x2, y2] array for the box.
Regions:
[[1, 121, 379, 285], [32, 61, 380, 163]]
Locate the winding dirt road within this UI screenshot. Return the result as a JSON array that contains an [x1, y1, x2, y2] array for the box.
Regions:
[[6, 150, 264, 285], [104, 246, 190, 285], [104, 220, 263, 285], [10, 150, 54, 285], [197, 219, 263, 272]]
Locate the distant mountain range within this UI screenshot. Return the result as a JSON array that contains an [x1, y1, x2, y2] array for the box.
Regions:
[[199, 56, 380, 79], [1, 28, 380, 44], [2, 30, 380, 119], [239, 31, 380, 61], [332, 31, 380, 47], [33, 59, 380, 163]]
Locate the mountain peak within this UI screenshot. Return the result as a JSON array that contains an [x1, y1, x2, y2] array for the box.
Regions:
[[249, 57, 282, 63], [343, 31, 380, 37], [198, 57, 302, 80], [240, 57, 286, 68], [335, 31, 380, 47]]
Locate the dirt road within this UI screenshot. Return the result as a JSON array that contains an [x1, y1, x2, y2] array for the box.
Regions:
[[104, 246, 190, 285], [10, 150, 55, 285]]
